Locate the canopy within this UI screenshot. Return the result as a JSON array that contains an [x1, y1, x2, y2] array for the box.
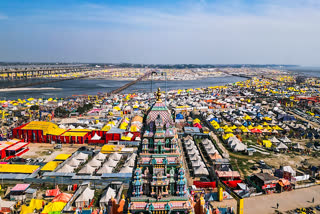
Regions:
[[41, 161, 62, 171], [54, 154, 71, 161]]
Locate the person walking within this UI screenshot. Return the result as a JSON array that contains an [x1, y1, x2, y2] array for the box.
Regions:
[[276, 203, 279, 209], [312, 197, 314, 203]]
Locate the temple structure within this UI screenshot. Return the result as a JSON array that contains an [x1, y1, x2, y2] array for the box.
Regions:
[[128, 88, 194, 214]]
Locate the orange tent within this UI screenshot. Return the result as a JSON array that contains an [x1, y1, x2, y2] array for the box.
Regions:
[[278, 179, 290, 186], [52, 193, 73, 203]]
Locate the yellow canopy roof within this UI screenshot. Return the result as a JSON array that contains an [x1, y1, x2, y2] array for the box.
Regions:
[[101, 145, 123, 153], [21, 121, 66, 136], [0, 164, 39, 174], [61, 131, 88, 137], [41, 161, 62, 171], [54, 154, 71, 160]]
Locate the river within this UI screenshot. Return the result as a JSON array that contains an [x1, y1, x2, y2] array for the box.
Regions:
[[0, 76, 246, 100]]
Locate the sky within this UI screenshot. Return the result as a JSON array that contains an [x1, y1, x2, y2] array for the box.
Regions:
[[0, 0, 320, 65]]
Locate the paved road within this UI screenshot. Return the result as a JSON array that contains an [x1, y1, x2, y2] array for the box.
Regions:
[[212, 185, 320, 214]]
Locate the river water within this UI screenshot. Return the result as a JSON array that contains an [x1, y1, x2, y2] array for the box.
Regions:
[[0, 76, 246, 100]]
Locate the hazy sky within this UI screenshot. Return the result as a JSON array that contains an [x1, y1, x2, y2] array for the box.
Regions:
[[0, 0, 320, 65]]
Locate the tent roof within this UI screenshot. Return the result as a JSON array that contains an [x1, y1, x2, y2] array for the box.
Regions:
[[88, 158, 102, 168], [94, 152, 107, 161], [119, 166, 133, 173], [11, 184, 30, 191], [97, 166, 113, 174], [91, 133, 101, 140], [100, 187, 116, 203], [109, 152, 122, 161], [75, 152, 89, 160], [52, 193, 73, 203], [67, 158, 81, 167], [57, 164, 74, 173], [78, 164, 96, 174], [75, 187, 95, 202]]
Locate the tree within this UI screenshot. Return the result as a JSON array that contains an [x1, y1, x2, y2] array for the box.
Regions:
[[30, 105, 39, 110], [54, 107, 70, 118]]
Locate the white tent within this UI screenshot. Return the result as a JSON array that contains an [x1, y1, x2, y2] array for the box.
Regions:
[[280, 136, 291, 143], [207, 147, 217, 155], [109, 153, 122, 161], [96, 166, 113, 174], [194, 165, 209, 176], [75, 152, 89, 161], [270, 136, 280, 143], [59, 124, 66, 129], [57, 164, 74, 173], [104, 159, 118, 167], [277, 142, 288, 150], [191, 159, 203, 167], [68, 158, 80, 167], [78, 164, 96, 175], [91, 134, 101, 140], [189, 153, 199, 161], [75, 187, 95, 208], [88, 158, 102, 168], [99, 187, 116, 209], [124, 158, 135, 167], [119, 166, 133, 173], [94, 152, 107, 161], [231, 142, 247, 152], [282, 166, 296, 177]]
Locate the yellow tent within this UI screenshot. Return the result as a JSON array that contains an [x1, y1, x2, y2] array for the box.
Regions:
[[41, 202, 66, 214], [231, 125, 237, 130], [224, 128, 233, 133], [263, 140, 272, 148], [222, 133, 234, 140], [20, 205, 34, 214], [243, 115, 252, 120], [29, 199, 46, 210]]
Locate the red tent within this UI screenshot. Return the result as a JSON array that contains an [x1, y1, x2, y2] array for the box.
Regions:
[[193, 123, 202, 129], [45, 187, 61, 197], [250, 128, 262, 133]]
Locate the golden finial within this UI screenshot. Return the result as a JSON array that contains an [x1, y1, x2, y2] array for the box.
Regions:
[[156, 88, 162, 101]]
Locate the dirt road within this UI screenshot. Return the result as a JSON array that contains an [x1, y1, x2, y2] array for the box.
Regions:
[[213, 185, 320, 214]]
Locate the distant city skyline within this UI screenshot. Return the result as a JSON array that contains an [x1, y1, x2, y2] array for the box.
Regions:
[[0, 0, 319, 66]]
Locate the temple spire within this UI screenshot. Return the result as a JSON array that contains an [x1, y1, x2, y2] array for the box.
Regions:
[[156, 88, 162, 101]]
